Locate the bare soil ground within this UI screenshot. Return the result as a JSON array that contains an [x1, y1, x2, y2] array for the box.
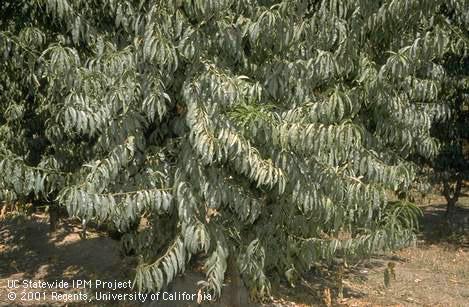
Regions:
[[268, 192, 469, 307], [339, 194, 469, 307], [1, 190, 468, 307], [0, 213, 136, 306]]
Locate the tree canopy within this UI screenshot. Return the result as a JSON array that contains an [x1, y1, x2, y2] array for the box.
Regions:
[[1, 0, 467, 300]]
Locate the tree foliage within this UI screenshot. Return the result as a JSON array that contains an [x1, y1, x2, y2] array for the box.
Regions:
[[1, 0, 467, 300]]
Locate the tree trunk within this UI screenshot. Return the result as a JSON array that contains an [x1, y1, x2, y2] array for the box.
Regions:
[[226, 255, 242, 307], [49, 205, 59, 232], [80, 219, 87, 239], [443, 175, 463, 216]]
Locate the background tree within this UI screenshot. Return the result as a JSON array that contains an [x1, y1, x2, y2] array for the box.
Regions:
[[432, 66, 468, 215], [414, 1, 469, 215], [433, 3, 468, 215], [1, 0, 466, 301]]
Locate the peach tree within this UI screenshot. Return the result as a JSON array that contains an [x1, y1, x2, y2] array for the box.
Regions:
[[1, 0, 466, 300]]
